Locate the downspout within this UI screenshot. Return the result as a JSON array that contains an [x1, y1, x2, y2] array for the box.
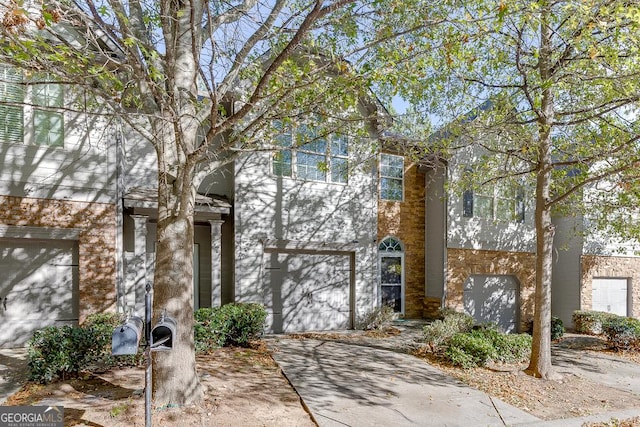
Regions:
[[115, 120, 126, 314], [442, 163, 449, 309]]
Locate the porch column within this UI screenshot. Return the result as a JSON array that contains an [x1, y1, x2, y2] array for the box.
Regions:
[[209, 219, 224, 307], [131, 214, 148, 315]]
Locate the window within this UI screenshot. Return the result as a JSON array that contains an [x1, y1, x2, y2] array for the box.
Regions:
[[380, 154, 403, 201], [272, 122, 348, 184], [378, 237, 404, 313], [463, 174, 525, 223], [0, 65, 64, 147]]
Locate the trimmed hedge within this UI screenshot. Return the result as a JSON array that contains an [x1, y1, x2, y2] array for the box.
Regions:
[[572, 310, 618, 335], [194, 303, 267, 353], [525, 316, 565, 341], [602, 317, 640, 351]]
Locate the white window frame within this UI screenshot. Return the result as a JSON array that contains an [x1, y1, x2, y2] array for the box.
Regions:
[[0, 65, 64, 147], [272, 122, 348, 184], [463, 173, 525, 223], [378, 236, 405, 314], [379, 153, 404, 201]]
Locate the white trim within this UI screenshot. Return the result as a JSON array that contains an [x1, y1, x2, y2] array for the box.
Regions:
[[0, 225, 81, 240]]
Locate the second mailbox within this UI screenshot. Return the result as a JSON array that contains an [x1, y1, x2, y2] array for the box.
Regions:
[[151, 314, 176, 351]]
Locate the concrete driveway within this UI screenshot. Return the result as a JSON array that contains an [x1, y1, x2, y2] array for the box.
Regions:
[[268, 337, 540, 427]]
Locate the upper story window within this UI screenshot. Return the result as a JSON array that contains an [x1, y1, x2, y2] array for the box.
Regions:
[[463, 173, 525, 223], [380, 153, 404, 201], [0, 65, 64, 147], [272, 122, 348, 184]]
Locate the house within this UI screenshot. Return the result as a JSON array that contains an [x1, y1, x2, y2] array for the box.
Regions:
[[2, 59, 640, 347]]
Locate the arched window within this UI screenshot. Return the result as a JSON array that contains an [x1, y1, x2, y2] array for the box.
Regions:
[[378, 237, 404, 313]]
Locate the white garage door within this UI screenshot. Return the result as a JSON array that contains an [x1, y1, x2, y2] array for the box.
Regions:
[[592, 278, 628, 316], [0, 239, 79, 347], [265, 252, 352, 333], [464, 275, 519, 333]]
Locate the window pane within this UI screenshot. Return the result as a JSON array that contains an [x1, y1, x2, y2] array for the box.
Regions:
[[331, 135, 348, 156], [496, 198, 516, 221], [381, 285, 402, 312], [474, 195, 493, 218], [381, 154, 403, 178], [380, 257, 402, 284], [32, 83, 63, 107], [273, 150, 292, 177], [381, 177, 402, 200], [297, 152, 326, 181], [300, 139, 326, 154], [34, 110, 64, 146], [330, 156, 348, 183]]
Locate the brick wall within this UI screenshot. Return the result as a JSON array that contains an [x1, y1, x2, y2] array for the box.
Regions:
[[378, 161, 426, 318], [446, 248, 536, 330], [581, 255, 640, 318], [0, 196, 116, 321]]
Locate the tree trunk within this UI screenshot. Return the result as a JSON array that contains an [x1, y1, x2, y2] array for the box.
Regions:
[[526, 2, 558, 379], [525, 167, 556, 378], [151, 163, 204, 406]]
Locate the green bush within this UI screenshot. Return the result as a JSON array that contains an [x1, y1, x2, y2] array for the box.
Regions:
[[444, 327, 532, 368], [551, 316, 565, 341], [423, 310, 474, 352], [195, 303, 267, 352], [602, 317, 640, 351], [28, 326, 94, 383], [572, 310, 618, 335], [28, 313, 143, 384]]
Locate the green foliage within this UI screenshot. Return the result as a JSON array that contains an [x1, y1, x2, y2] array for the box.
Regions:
[[572, 310, 619, 335], [602, 317, 640, 351], [28, 313, 143, 384], [194, 303, 267, 352], [423, 310, 474, 352], [551, 316, 565, 341], [444, 327, 532, 368], [357, 305, 395, 330]]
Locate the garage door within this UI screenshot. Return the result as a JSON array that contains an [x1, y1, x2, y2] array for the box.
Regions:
[[265, 252, 352, 333], [464, 275, 518, 333], [0, 239, 79, 347], [592, 278, 628, 316]]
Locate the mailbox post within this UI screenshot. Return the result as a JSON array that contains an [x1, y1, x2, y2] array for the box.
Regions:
[[111, 281, 177, 427]]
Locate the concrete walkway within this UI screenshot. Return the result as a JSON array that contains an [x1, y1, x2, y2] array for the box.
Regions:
[[0, 348, 28, 404], [269, 334, 640, 427], [269, 337, 540, 426]]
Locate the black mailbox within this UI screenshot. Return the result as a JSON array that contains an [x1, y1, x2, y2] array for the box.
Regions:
[[112, 316, 144, 356], [151, 314, 176, 351]]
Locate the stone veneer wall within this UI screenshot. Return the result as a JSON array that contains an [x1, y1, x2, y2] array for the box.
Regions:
[[446, 248, 536, 330], [378, 161, 426, 318], [0, 196, 116, 322], [581, 255, 640, 318]]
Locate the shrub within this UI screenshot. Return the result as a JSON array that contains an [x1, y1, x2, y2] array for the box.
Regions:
[[423, 310, 474, 352], [525, 316, 565, 341], [444, 327, 532, 368], [551, 316, 565, 341], [572, 310, 618, 335], [195, 303, 267, 352], [602, 317, 640, 351], [357, 305, 395, 330], [28, 326, 94, 383], [28, 313, 144, 383]]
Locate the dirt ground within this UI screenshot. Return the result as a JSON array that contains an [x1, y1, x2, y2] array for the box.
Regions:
[[6, 345, 315, 427], [5, 329, 640, 426]]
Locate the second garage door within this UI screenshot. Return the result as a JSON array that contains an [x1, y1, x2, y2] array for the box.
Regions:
[[265, 251, 352, 333], [464, 274, 519, 333], [592, 277, 629, 316]]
